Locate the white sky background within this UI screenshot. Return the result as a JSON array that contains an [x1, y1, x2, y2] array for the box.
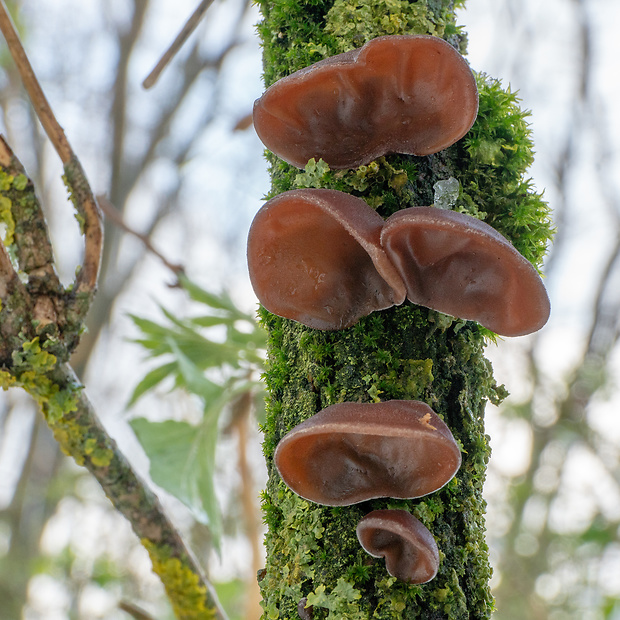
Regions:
[[1, 0, 620, 616]]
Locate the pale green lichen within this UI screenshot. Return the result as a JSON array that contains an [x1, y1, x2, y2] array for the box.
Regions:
[[143, 539, 218, 620], [306, 578, 364, 618], [0, 169, 17, 245], [0, 338, 115, 467], [324, 0, 442, 53]]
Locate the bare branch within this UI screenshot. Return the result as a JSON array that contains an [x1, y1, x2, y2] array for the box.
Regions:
[[0, 3, 71, 164], [142, 0, 217, 89], [109, 0, 149, 207], [63, 157, 103, 298], [97, 195, 184, 276]]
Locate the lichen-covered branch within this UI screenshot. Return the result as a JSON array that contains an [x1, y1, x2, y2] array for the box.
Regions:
[[0, 3, 228, 615], [0, 1, 103, 313], [0, 136, 59, 291], [0, 345, 227, 620], [0, 148, 227, 617]]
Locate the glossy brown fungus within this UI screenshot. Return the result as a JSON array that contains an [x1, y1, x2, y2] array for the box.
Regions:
[[356, 509, 440, 584], [247, 188, 406, 330], [380, 207, 551, 336], [253, 35, 479, 169], [274, 400, 461, 506]]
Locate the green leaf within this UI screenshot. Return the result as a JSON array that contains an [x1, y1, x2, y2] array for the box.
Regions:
[[179, 275, 242, 317], [166, 337, 225, 403], [130, 417, 222, 547], [189, 315, 236, 328], [129, 314, 177, 339], [128, 361, 178, 406]]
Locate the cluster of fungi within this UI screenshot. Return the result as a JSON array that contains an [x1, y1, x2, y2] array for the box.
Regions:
[[248, 35, 550, 586]]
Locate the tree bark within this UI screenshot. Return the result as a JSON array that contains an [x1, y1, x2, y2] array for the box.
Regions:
[[255, 0, 553, 617]]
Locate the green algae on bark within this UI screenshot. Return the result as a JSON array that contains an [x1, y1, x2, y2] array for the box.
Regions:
[[256, 0, 552, 617]]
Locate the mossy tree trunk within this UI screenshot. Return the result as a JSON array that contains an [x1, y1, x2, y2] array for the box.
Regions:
[[255, 0, 553, 618]]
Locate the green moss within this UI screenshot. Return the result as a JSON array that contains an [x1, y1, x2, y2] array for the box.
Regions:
[[142, 540, 218, 620], [306, 578, 364, 618], [459, 74, 554, 269], [256, 0, 465, 86]]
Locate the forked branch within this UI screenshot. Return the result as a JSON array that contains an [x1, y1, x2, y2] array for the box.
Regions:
[[0, 1, 102, 308]]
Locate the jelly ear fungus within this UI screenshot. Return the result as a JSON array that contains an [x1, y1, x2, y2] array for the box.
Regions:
[[356, 509, 440, 584], [273, 400, 461, 506], [253, 35, 479, 169], [380, 207, 551, 336], [246, 188, 405, 330]]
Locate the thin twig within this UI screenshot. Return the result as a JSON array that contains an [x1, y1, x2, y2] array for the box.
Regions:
[[97, 195, 184, 276], [118, 601, 156, 620], [0, 3, 71, 163], [142, 0, 216, 89]]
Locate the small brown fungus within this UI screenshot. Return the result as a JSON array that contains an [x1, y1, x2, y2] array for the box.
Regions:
[[274, 400, 461, 506], [253, 35, 479, 169], [247, 188, 406, 330], [380, 207, 551, 336], [356, 509, 440, 584]]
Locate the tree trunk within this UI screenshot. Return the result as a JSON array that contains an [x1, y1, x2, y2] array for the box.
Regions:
[[255, 0, 552, 617]]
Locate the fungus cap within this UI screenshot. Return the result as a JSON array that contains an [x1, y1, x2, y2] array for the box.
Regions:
[[247, 189, 406, 330], [253, 35, 479, 169], [356, 509, 439, 584], [274, 400, 461, 506], [380, 207, 550, 336]]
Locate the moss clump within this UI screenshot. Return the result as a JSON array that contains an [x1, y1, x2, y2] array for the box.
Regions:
[[460, 74, 554, 269]]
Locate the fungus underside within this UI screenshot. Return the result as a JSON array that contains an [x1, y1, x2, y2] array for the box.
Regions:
[[256, 0, 552, 618]]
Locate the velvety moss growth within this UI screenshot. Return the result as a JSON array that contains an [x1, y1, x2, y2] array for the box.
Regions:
[[256, 0, 551, 618]]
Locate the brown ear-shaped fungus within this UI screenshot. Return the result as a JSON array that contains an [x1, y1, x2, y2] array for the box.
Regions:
[[274, 400, 461, 506], [356, 509, 439, 584], [253, 35, 479, 169], [380, 207, 550, 336], [247, 189, 406, 330]]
